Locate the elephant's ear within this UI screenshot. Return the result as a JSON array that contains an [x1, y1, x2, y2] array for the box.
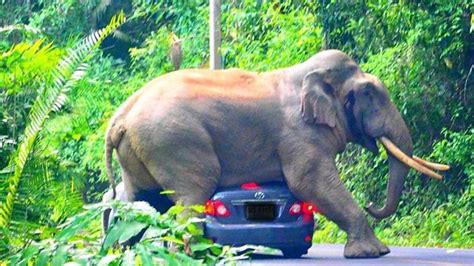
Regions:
[[300, 70, 337, 127]]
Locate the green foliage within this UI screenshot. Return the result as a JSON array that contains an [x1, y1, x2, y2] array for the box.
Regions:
[[222, 0, 322, 70], [0, 12, 126, 258], [6, 201, 255, 264], [432, 129, 474, 179], [0, 40, 61, 168], [129, 28, 174, 77]]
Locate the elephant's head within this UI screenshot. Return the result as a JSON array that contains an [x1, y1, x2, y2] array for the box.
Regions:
[[299, 52, 448, 219]]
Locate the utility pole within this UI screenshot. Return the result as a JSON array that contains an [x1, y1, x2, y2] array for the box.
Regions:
[[210, 0, 222, 69]]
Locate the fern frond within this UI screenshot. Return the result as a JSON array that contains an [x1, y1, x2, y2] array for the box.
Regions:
[[0, 11, 126, 228]]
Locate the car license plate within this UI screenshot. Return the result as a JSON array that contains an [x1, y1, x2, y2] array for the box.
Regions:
[[245, 202, 276, 221]]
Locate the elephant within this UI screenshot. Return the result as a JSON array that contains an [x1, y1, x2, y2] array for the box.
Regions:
[[104, 49, 448, 258]]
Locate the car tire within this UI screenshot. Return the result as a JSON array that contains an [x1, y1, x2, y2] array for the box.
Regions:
[[282, 248, 307, 258]]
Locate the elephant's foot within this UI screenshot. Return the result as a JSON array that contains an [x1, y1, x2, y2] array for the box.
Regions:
[[373, 237, 390, 256], [343, 237, 390, 259]]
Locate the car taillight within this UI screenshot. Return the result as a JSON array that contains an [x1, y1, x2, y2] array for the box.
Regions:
[[303, 202, 318, 214], [289, 201, 320, 215], [289, 202, 302, 215], [241, 182, 260, 190], [205, 200, 230, 217], [205, 200, 215, 216]]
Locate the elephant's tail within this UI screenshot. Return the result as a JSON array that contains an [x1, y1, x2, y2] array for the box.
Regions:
[[105, 117, 125, 200], [105, 128, 117, 199], [104, 87, 145, 199]]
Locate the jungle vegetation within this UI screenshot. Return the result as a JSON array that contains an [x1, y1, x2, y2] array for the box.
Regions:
[[0, 0, 472, 264]]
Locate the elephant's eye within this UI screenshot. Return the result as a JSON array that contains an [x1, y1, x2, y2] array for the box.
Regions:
[[361, 82, 376, 98], [362, 90, 378, 104]]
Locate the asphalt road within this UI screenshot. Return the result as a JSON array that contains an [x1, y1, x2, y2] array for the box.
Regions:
[[240, 244, 474, 265]]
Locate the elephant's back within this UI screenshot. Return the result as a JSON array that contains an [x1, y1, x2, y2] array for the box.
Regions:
[[139, 68, 277, 102], [122, 68, 283, 130], [123, 68, 283, 132]]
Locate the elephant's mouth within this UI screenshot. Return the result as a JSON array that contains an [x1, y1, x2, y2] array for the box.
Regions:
[[361, 136, 378, 154], [377, 137, 449, 179]]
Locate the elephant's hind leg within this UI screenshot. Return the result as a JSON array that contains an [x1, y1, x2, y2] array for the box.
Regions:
[[116, 134, 162, 201], [133, 120, 221, 212]]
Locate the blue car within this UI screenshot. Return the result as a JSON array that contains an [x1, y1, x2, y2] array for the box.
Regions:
[[204, 182, 318, 258], [103, 181, 318, 258]]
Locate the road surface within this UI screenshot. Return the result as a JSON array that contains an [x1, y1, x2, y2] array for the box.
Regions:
[[240, 244, 474, 265]]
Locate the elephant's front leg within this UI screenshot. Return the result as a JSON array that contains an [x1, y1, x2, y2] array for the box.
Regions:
[[281, 152, 389, 258]]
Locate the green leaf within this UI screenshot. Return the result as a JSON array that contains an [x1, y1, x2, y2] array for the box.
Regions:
[[210, 246, 222, 256], [174, 252, 198, 265], [190, 242, 213, 253], [36, 250, 50, 266], [19, 244, 40, 261], [154, 248, 178, 266], [160, 190, 175, 195], [55, 208, 100, 242], [136, 244, 154, 266], [102, 221, 128, 250], [166, 205, 186, 217], [160, 236, 184, 245], [102, 219, 146, 251], [189, 205, 205, 214], [186, 223, 202, 236], [141, 227, 168, 240], [118, 221, 147, 243], [51, 245, 69, 266]]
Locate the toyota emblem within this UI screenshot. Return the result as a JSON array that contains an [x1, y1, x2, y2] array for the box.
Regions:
[[254, 191, 265, 199]]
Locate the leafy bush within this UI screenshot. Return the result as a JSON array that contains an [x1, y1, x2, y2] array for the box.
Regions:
[[222, 0, 322, 70], [0, 11, 126, 256], [6, 201, 254, 265], [0, 40, 62, 168]]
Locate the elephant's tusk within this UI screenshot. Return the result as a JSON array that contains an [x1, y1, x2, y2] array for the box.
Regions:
[[378, 137, 443, 180], [412, 156, 450, 171]]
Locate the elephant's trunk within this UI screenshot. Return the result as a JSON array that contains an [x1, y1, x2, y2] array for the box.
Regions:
[[366, 106, 413, 219]]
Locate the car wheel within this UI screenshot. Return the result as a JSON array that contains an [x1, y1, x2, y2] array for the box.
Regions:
[[282, 248, 307, 258]]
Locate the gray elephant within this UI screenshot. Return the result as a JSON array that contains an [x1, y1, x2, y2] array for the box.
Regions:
[[104, 49, 448, 258]]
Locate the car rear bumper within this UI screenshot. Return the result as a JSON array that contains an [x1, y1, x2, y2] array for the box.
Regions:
[[204, 219, 314, 249]]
